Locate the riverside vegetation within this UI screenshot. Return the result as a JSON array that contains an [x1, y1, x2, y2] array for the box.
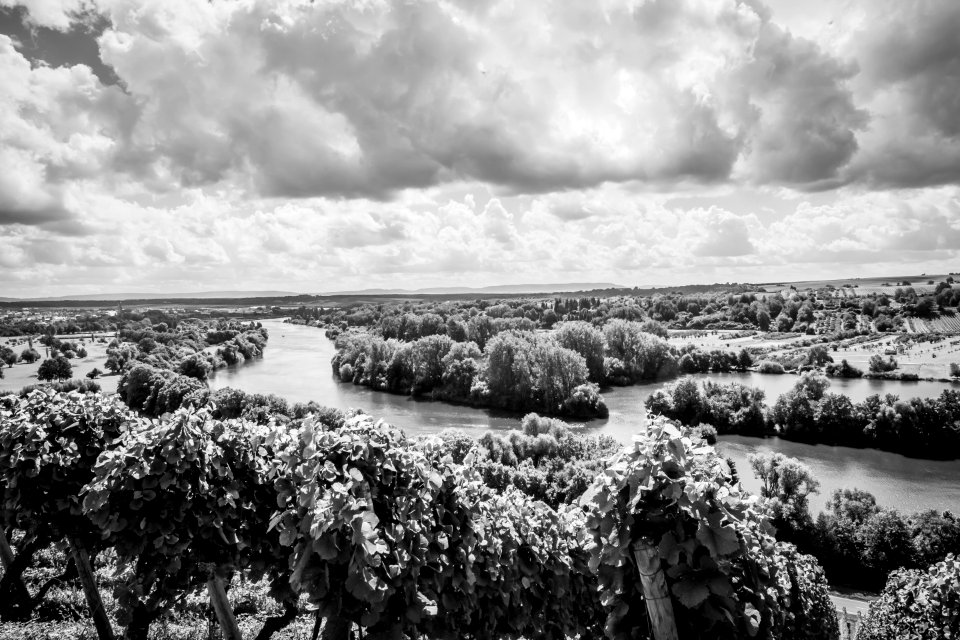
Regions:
[[2, 391, 844, 640], [1, 289, 959, 639], [1, 389, 956, 639]]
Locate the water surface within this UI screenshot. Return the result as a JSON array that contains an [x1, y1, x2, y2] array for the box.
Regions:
[[210, 320, 960, 513]]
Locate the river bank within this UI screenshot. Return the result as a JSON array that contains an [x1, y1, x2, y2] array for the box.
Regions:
[[208, 320, 960, 514]]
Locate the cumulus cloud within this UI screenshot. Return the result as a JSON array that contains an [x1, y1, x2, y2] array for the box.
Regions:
[[842, 0, 960, 187], [0, 0, 876, 208], [690, 208, 757, 257], [0, 34, 128, 226], [2, 0, 960, 296]]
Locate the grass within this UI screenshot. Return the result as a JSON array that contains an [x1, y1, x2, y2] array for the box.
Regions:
[[0, 334, 119, 396], [0, 544, 319, 640]]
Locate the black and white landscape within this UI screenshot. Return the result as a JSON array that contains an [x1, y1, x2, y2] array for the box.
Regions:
[[1, 1, 959, 639]]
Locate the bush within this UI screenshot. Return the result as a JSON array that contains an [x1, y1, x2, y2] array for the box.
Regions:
[[758, 360, 786, 374], [19, 379, 101, 396], [825, 359, 863, 378], [583, 414, 839, 640], [868, 354, 898, 374], [562, 383, 608, 418], [857, 555, 959, 640]]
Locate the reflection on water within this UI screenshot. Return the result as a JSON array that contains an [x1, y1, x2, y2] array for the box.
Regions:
[[210, 320, 960, 514]]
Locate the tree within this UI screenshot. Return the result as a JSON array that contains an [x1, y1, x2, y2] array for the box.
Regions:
[[869, 355, 898, 374], [756, 309, 771, 331], [36, 356, 72, 382], [602, 320, 674, 382], [555, 321, 605, 382], [829, 488, 879, 524], [18, 347, 41, 364], [0, 346, 16, 367], [805, 345, 833, 367], [749, 452, 820, 532], [86, 368, 102, 380], [950, 362, 960, 378], [178, 353, 212, 380], [857, 511, 915, 575], [439, 341, 482, 398]]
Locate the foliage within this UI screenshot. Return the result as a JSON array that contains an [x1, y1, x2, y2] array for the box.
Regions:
[[757, 360, 786, 374], [868, 355, 898, 374], [0, 391, 128, 617], [18, 378, 101, 396], [582, 413, 838, 640], [602, 320, 676, 382], [118, 363, 206, 416], [0, 347, 15, 367], [749, 452, 819, 536], [555, 321, 606, 382], [36, 356, 72, 382], [472, 414, 619, 507], [646, 377, 766, 435], [824, 359, 863, 378], [857, 555, 960, 640], [81, 408, 280, 638]]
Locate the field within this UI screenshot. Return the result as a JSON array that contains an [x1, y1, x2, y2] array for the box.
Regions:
[[0, 334, 120, 395]]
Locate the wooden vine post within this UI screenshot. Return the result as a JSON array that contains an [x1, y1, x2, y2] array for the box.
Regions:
[[67, 536, 115, 640], [206, 575, 244, 640], [0, 529, 32, 605], [0, 531, 15, 570], [633, 539, 679, 640]]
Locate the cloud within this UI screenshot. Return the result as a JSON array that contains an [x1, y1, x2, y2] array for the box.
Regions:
[[2, 0, 876, 203], [732, 22, 866, 186], [690, 208, 757, 257], [0, 34, 128, 226], [1, 0, 89, 30], [3, 0, 960, 297], [842, 0, 960, 188]]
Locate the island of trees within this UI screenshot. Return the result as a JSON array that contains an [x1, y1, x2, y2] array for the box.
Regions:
[[1, 279, 959, 638]]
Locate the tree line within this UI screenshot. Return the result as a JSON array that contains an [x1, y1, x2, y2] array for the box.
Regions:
[[646, 373, 960, 458]]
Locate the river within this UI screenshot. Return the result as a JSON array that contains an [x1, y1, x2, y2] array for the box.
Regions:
[[210, 320, 960, 514]]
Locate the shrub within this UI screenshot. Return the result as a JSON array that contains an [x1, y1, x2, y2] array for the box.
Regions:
[[583, 414, 839, 640], [825, 359, 863, 378], [868, 355, 898, 374], [758, 360, 786, 374], [857, 555, 959, 640], [562, 383, 609, 418]]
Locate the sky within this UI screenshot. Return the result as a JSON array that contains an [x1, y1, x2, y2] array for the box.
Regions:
[[1, 0, 959, 297]]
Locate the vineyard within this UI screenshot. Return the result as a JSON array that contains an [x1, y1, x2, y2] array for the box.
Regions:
[[905, 313, 960, 334], [0, 390, 844, 640]]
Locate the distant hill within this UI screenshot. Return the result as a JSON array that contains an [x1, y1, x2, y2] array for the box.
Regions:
[[326, 283, 625, 295], [8, 291, 299, 302]]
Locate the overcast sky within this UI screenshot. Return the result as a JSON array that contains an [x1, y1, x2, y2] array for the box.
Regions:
[[1, 0, 959, 296]]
